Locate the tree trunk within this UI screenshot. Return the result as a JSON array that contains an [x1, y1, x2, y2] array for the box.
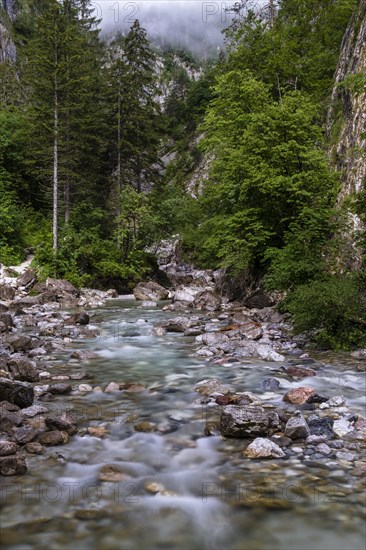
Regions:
[[116, 83, 122, 249], [53, 47, 58, 261]]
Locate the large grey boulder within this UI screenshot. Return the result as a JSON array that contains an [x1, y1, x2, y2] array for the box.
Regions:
[[133, 281, 169, 301], [285, 411, 310, 439], [220, 405, 281, 437]]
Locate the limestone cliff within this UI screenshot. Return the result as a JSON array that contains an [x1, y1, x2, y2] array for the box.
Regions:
[[327, 2, 365, 207], [0, 0, 16, 63]]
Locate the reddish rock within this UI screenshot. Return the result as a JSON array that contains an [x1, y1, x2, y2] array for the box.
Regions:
[[283, 387, 316, 405]]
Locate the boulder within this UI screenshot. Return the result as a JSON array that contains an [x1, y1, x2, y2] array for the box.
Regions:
[[195, 378, 230, 396], [193, 290, 221, 311], [244, 437, 285, 458], [45, 412, 77, 435], [14, 426, 38, 445], [284, 411, 310, 439], [48, 383, 72, 395], [307, 416, 334, 438], [162, 316, 194, 332], [0, 440, 18, 456], [64, 312, 90, 325], [39, 430, 69, 446], [17, 269, 37, 290], [6, 356, 39, 382], [220, 405, 280, 438], [0, 379, 34, 408], [283, 387, 316, 405], [0, 312, 13, 331], [0, 285, 15, 301], [2, 334, 33, 353], [46, 278, 80, 297], [133, 281, 169, 302], [0, 454, 27, 475], [172, 289, 196, 303], [243, 291, 274, 309], [283, 366, 317, 378]]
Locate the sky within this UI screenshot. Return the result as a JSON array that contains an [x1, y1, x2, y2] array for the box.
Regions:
[[95, 0, 242, 55]]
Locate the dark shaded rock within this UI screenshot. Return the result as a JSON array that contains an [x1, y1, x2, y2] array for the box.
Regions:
[[244, 291, 274, 309], [133, 281, 169, 301], [49, 383, 72, 395], [0, 285, 15, 301], [14, 426, 37, 445], [308, 417, 334, 438], [0, 379, 34, 408], [0, 440, 18, 456], [65, 312, 90, 326], [307, 393, 329, 404], [6, 357, 39, 382], [0, 312, 13, 331], [285, 411, 310, 439], [45, 413, 77, 435], [220, 405, 280, 438], [0, 302, 9, 312], [39, 430, 69, 445], [17, 269, 37, 290], [0, 454, 27, 475]]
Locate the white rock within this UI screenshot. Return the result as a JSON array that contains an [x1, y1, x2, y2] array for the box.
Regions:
[[244, 438, 285, 458], [333, 418, 353, 438]]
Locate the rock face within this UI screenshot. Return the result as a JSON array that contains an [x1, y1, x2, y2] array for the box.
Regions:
[[327, 0, 366, 267], [133, 281, 169, 301], [244, 437, 285, 458], [0, 378, 34, 408], [220, 405, 280, 437]]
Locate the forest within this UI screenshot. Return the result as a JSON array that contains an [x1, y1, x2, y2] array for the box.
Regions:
[[0, 0, 365, 350]]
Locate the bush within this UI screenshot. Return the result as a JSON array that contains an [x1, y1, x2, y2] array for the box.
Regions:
[[284, 276, 366, 350]]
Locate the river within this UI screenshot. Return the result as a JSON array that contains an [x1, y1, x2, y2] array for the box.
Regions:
[[1, 299, 365, 549]]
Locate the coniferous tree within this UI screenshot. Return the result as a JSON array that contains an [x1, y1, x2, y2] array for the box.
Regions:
[[22, 0, 106, 258]]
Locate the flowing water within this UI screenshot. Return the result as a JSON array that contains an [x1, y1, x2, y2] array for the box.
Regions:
[[1, 300, 365, 550]]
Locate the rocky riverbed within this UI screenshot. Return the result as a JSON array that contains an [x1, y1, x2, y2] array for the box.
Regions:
[[0, 259, 365, 549]]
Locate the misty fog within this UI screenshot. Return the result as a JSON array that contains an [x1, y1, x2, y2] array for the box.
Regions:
[[95, 0, 240, 56]]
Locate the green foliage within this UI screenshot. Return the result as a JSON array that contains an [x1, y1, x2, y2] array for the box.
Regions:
[[195, 80, 339, 278], [284, 276, 366, 350]]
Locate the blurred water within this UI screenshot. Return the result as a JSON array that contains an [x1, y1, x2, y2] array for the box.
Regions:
[[1, 300, 365, 549]]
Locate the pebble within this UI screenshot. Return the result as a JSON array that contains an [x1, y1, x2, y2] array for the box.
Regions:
[[316, 443, 331, 455], [336, 451, 356, 462], [77, 384, 93, 392]]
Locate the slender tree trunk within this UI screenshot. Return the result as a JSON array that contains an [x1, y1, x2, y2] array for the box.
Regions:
[[53, 49, 58, 261], [116, 83, 122, 249]]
